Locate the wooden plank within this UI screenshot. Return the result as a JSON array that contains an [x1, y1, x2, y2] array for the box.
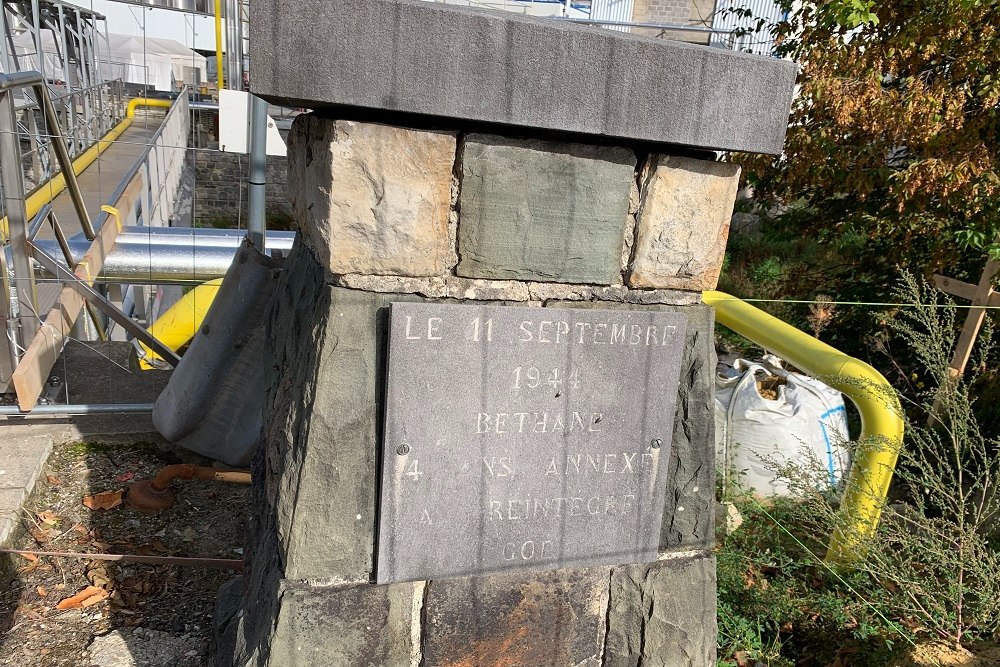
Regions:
[[11, 214, 124, 411], [934, 274, 977, 301]]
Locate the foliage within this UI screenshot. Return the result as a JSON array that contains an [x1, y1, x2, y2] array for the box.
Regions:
[[716, 212, 884, 360], [716, 495, 909, 666], [718, 276, 1000, 662], [733, 0, 1000, 271], [746, 275, 1000, 651], [865, 274, 1000, 646]]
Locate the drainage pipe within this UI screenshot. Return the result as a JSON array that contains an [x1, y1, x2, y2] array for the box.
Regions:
[[247, 94, 268, 250], [702, 290, 904, 565], [0, 403, 154, 416], [128, 463, 251, 513]]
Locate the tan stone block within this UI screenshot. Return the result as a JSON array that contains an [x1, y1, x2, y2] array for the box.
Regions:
[[288, 116, 457, 277], [628, 156, 740, 291]]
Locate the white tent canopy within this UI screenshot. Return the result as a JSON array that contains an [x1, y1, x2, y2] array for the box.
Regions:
[[5, 31, 206, 92]]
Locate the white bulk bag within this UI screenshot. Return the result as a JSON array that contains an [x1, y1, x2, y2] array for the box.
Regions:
[[714, 355, 851, 497]]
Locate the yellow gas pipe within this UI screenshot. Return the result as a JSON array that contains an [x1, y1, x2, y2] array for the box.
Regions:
[[214, 0, 225, 91], [135, 279, 223, 370], [703, 290, 904, 565]]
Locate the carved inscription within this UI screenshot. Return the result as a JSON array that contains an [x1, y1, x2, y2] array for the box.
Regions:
[[376, 303, 688, 583]]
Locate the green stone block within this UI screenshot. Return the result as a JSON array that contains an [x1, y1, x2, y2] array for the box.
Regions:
[[457, 135, 635, 285]]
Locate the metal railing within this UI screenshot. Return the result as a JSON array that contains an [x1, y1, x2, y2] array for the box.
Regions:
[[10, 79, 126, 189]]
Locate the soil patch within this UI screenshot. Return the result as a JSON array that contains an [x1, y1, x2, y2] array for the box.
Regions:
[[890, 641, 1000, 667], [0, 441, 248, 666]]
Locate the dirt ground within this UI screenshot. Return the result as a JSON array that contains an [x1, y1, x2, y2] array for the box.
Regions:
[[890, 641, 1000, 667], [0, 440, 249, 666]]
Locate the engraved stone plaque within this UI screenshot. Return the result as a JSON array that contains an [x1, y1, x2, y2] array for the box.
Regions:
[[376, 303, 688, 583]]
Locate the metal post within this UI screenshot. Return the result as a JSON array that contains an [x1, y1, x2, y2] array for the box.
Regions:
[[33, 83, 95, 239], [57, 4, 77, 154], [0, 88, 39, 342], [247, 93, 267, 251]]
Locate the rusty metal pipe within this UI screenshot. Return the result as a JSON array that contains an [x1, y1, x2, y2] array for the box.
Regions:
[[150, 463, 251, 490], [127, 463, 250, 513]]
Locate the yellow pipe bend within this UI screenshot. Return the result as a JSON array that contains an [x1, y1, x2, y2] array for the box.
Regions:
[[703, 290, 904, 564], [126, 97, 173, 119], [136, 279, 223, 370]]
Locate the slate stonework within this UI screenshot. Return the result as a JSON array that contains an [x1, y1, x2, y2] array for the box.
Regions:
[[457, 134, 636, 285], [222, 241, 719, 666]]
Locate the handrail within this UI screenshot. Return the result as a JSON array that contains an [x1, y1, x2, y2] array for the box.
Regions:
[[91, 95, 185, 232], [703, 290, 904, 565]]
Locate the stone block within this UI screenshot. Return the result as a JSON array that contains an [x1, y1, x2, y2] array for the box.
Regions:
[[605, 554, 717, 667], [629, 156, 741, 291], [262, 240, 421, 580], [547, 301, 715, 551], [287, 115, 456, 278], [423, 567, 609, 667], [457, 134, 635, 285], [264, 580, 418, 667], [251, 0, 798, 154]]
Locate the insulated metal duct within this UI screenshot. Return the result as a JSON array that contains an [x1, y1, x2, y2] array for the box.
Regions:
[[31, 227, 296, 284]]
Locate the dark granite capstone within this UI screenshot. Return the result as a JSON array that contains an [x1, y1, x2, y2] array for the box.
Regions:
[[250, 0, 797, 154]]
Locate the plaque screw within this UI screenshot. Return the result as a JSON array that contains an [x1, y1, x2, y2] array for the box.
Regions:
[[396, 443, 411, 456], [651, 438, 662, 450]]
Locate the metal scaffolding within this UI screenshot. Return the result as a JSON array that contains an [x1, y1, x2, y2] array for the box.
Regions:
[[0, 0, 125, 188]]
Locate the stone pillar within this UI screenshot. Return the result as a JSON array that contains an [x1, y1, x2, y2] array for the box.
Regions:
[[217, 116, 736, 667], [219, 2, 797, 665]]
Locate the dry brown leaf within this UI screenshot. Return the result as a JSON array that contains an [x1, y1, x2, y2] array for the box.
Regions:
[[36, 585, 47, 597], [45, 475, 61, 486], [18, 561, 43, 575], [72, 523, 88, 535], [28, 525, 56, 543], [36, 510, 59, 526], [55, 585, 107, 609], [80, 588, 109, 607], [19, 552, 38, 563], [82, 490, 124, 511], [86, 565, 111, 589]]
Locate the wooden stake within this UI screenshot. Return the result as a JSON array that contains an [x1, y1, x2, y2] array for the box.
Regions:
[[929, 259, 1000, 423]]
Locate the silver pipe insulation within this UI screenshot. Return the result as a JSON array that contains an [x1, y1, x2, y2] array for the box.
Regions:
[[0, 403, 155, 416], [28, 227, 295, 284]]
